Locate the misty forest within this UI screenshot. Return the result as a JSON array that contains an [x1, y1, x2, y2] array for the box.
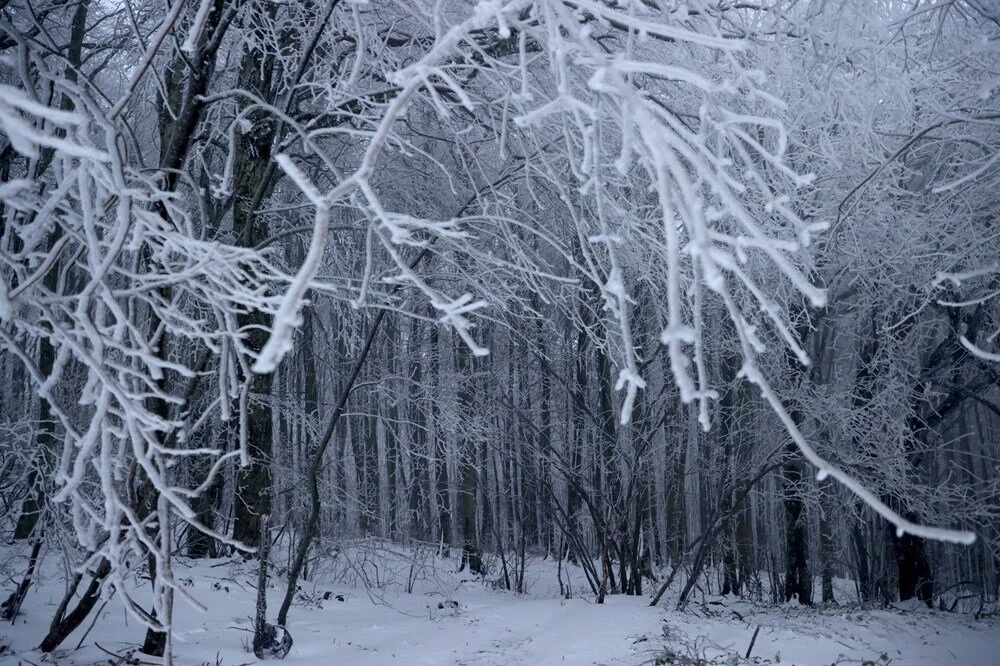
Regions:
[[0, 0, 998, 663]]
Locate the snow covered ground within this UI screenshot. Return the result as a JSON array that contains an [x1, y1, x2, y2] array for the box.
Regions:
[[1, 540, 997, 665]]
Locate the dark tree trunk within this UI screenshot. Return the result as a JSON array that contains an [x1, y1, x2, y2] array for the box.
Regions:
[[229, 254, 276, 547], [430, 320, 452, 548], [253, 515, 272, 658], [13, 351, 56, 540], [138, 475, 166, 654], [230, 10, 280, 550], [188, 465, 224, 558], [893, 518, 934, 605], [722, 541, 739, 596], [783, 453, 812, 605], [1, 539, 42, 620], [39, 558, 112, 653], [141, 597, 167, 657], [457, 336, 481, 572], [819, 480, 835, 603], [852, 522, 874, 602], [232, 356, 274, 550]]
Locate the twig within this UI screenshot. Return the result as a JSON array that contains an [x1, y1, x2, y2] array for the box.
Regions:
[[95, 642, 122, 658], [95, 640, 162, 664], [745, 624, 761, 660]]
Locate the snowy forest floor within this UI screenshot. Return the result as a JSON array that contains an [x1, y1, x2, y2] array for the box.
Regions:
[[1, 540, 998, 665]]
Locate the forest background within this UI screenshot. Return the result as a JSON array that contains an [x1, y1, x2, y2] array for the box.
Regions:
[[0, 0, 997, 660]]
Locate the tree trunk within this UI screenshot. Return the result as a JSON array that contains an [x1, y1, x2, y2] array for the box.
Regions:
[[852, 521, 874, 602], [783, 452, 811, 604], [39, 558, 112, 653], [457, 335, 483, 574], [894, 517, 934, 605], [819, 481, 835, 603], [230, 13, 280, 551], [253, 515, 272, 658], [1, 539, 42, 620]]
